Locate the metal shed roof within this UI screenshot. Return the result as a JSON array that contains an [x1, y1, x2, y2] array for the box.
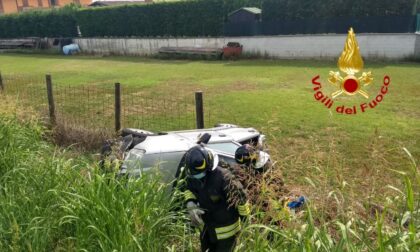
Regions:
[[228, 7, 262, 16]]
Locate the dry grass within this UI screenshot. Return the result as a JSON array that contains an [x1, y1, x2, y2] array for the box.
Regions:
[[0, 93, 114, 152], [0, 78, 414, 226], [52, 120, 115, 151], [0, 94, 46, 125], [1, 86, 418, 250], [259, 128, 412, 239]]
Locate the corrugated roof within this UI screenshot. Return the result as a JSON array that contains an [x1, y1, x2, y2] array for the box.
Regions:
[[242, 7, 261, 14], [228, 7, 262, 16]]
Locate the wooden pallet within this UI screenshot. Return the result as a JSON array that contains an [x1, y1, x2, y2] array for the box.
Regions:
[[0, 38, 39, 49], [159, 46, 223, 57]]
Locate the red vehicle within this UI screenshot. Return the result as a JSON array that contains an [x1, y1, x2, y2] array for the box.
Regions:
[[223, 42, 243, 59]]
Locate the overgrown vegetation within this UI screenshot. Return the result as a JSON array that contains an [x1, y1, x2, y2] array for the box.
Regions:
[[0, 54, 419, 250], [0, 112, 418, 250], [0, 117, 194, 251]]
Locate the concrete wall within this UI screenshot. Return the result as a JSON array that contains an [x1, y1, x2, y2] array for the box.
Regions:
[[415, 33, 420, 58], [75, 33, 420, 60]]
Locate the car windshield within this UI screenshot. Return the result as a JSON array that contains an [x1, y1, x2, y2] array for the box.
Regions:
[[207, 142, 240, 155]]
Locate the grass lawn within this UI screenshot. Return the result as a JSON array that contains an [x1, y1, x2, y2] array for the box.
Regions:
[[1, 53, 419, 226]]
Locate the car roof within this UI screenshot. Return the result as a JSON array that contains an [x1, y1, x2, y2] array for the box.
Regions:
[[132, 124, 260, 154], [137, 134, 192, 153], [172, 126, 259, 143]]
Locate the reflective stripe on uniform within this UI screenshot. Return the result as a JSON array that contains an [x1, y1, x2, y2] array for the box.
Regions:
[[215, 219, 241, 240], [184, 190, 196, 202], [238, 202, 250, 216]]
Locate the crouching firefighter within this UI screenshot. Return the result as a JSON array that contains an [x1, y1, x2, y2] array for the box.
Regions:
[[235, 144, 272, 173], [183, 145, 250, 252], [233, 144, 290, 225]]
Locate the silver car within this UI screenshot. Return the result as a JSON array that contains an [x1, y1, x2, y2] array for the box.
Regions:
[[119, 124, 266, 183]]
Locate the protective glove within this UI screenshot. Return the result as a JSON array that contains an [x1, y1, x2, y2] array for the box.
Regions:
[[186, 201, 205, 227]]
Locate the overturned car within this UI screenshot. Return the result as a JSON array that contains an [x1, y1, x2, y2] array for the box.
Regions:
[[100, 124, 267, 183]]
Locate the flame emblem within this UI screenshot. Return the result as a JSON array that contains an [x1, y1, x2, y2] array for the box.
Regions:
[[328, 28, 373, 99]]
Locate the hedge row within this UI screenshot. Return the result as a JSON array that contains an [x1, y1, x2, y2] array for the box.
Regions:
[[76, 0, 224, 37], [0, 6, 77, 38], [0, 0, 418, 38], [76, 0, 265, 37], [262, 0, 420, 21]]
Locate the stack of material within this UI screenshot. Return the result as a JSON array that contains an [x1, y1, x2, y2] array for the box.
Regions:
[[0, 38, 40, 49], [159, 46, 223, 57]]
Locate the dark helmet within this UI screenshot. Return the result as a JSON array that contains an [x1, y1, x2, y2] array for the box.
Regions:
[[235, 144, 256, 166], [185, 145, 218, 177]]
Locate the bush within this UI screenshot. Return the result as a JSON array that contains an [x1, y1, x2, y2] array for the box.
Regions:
[[0, 0, 265, 38], [0, 6, 78, 38], [75, 0, 225, 37], [0, 117, 192, 251], [0, 116, 418, 251], [0, 0, 417, 38], [262, 0, 420, 21]]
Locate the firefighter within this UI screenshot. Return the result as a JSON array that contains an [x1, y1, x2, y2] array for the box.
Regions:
[[233, 144, 292, 224], [234, 144, 271, 173], [183, 145, 250, 252]]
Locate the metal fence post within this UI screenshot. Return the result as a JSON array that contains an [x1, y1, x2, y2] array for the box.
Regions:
[[115, 83, 121, 132], [195, 91, 204, 129], [46, 74, 56, 126], [0, 71, 4, 92]]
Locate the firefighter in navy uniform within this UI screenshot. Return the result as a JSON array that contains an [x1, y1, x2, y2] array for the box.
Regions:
[[233, 144, 294, 225], [183, 145, 250, 252], [234, 144, 272, 173]]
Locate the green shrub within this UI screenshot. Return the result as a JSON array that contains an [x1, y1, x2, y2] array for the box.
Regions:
[[262, 0, 420, 21], [75, 0, 225, 37], [0, 117, 192, 251], [0, 0, 416, 38], [0, 0, 264, 38], [0, 6, 78, 38], [0, 115, 418, 251]]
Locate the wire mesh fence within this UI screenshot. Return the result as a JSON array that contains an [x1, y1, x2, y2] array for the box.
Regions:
[[0, 73, 240, 136], [1, 74, 48, 115], [121, 85, 198, 132], [53, 82, 115, 131]]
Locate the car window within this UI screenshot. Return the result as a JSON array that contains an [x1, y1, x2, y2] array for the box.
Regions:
[[239, 136, 260, 146], [207, 142, 240, 155]]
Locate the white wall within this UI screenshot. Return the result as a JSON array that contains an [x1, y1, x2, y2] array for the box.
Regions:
[[415, 33, 420, 57], [75, 33, 419, 60]]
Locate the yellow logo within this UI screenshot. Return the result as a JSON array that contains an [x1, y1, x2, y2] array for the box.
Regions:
[[311, 27, 392, 115], [328, 28, 373, 99]]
